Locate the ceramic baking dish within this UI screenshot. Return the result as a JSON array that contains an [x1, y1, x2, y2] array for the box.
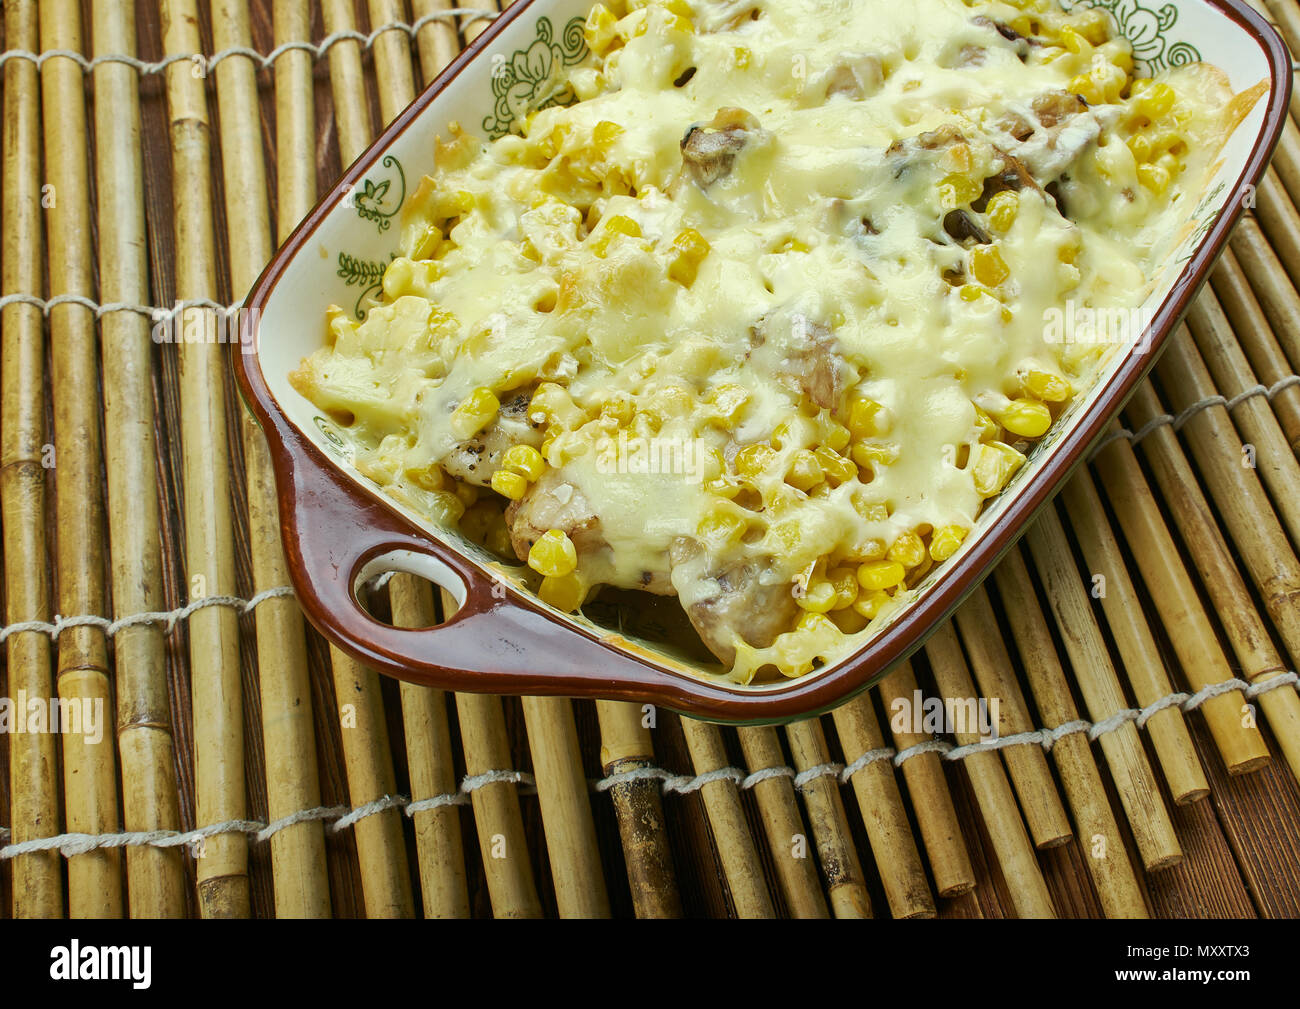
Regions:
[[236, 0, 1291, 722]]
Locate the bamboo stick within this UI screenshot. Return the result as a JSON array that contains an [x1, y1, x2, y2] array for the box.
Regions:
[[953, 588, 1075, 846], [389, 582, 470, 917], [1184, 293, 1300, 550], [41, 0, 123, 918], [520, 695, 610, 916], [1025, 507, 1183, 872], [677, 718, 775, 917], [412, 0, 462, 84], [925, 624, 1056, 917], [0, 0, 62, 919], [734, 726, 829, 917], [878, 663, 976, 898], [446, 627, 543, 917], [595, 701, 683, 918], [314, 0, 417, 920], [1229, 218, 1300, 375], [830, 694, 935, 918], [992, 549, 1150, 918], [92, 0, 187, 918], [1262, 0, 1300, 126], [1059, 473, 1234, 788], [1122, 385, 1300, 780], [461, 0, 498, 44], [785, 719, 873, 918], [1210, 248, 1300, 451], [213, 0, 331, 918], [160, 0, 249, 918], [1251, 169, 1300, 293], [1156, 330, 1300, 654]]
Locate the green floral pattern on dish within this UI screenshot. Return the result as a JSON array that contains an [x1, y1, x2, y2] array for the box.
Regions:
[[337, 251, 392, 320], [1064, 0, 1201, 72], [351, 154, 406, 234], [483, 15, 589, 139]]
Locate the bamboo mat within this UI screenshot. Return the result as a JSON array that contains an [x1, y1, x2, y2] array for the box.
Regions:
[[1, 0, 1300, 919]]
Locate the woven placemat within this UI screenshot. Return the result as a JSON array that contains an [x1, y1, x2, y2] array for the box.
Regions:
[[1, 0, 1299, 918]]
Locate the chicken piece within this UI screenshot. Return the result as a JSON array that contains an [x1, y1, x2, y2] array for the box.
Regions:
[[442, 386, 543, 486], [680, 107, 765, 188], [762, 316, 853, 412], [822, 53, 884, 100], [505, 469, 675, 594], [669, 538, 799, 665]]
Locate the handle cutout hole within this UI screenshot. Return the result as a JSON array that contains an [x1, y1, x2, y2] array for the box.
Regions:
[[354, 550, 467, 628]]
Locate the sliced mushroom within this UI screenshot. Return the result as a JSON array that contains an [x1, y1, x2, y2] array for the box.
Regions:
[[1032, 90, 1089, 129], [680, 107, 765, 188], [823, 53, 884, 100]]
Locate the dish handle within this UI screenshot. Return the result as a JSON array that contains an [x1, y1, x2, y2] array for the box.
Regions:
[[274, 416, 712, 703]]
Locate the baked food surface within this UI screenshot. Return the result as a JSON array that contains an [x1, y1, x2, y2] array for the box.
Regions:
[[293, 0, 1245, 682]]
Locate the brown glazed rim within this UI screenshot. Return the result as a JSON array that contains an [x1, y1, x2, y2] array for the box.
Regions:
[[235, 0, 1292, 725]]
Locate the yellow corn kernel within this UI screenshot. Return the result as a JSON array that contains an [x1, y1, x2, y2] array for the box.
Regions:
[[795, 611, 837, 637], [501, 443, 545, 481], [852, 497, 889, 523], [888, 531, 927, 569], [999, 397, 1052, 438], [1059, 25, 1087, 53], [1136, 162, 1171, 195], [852, 588, 892, 620], [706, 383, 750, 425], [786, 449, 825, 491], [848, 396, 889, 438], [530, 383, 585, 429], [814, 446, 857, 484], [668, 228, 711, 287], [1068, 73, 1104, 106], [972, 441, 1026, 497], [731, 46, 752, 69], [851, 442, 900, 468], [584, 3, 618, 52], [959, 283, 987, 303], [971, 245, 1010, 288], [974, 407, 999, 442], [735, 443, 778, 479], [827, 566, 859, 610], [939, 173, 982, 210], [797, 579, 838, 613], [490, 469, 528, 501], [592, 120, 624, 149], [986, 191, 1019, 233], [857, 560, 906, 591], [539, 571, 586, 612], [1137, 82, 1175, 119], [823, 420, 851, 453], [453, 481, 479, 507], [698, 505, 749, 547], [486, 520, 515, 558], [929, 524, 968, 562], [1024, 370, 1072, 403], [450, 387, 500, 440], [1127, 132, 1153, 163], [528, 529, 578, 577], [831, 607, 869, 634]]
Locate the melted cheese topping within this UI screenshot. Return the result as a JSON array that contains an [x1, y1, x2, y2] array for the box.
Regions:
[[293, 0, 1244, 682]]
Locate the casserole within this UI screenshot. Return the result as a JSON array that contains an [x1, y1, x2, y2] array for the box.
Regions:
[[236, 0, 1291, 722]]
